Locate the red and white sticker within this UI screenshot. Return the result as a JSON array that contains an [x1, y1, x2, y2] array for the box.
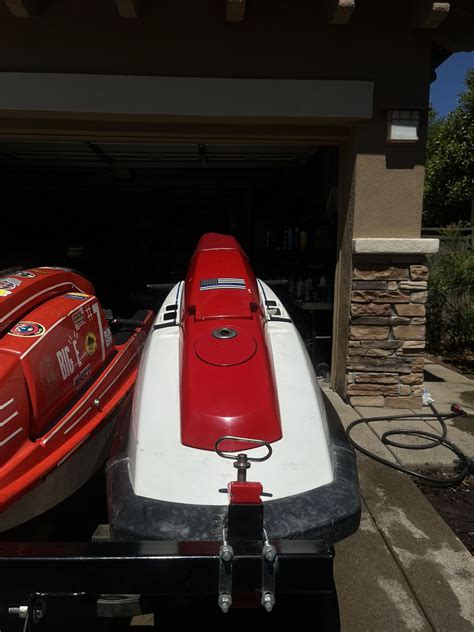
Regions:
[[73, 364, 92, 391], [0, 277, 21, 291], [104, 326, 113, 348], [9, 321, 45, 337], [72, 308, 85, 331]]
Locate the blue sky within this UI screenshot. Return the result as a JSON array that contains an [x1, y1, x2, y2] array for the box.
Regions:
[[430, 51, 474, 117]]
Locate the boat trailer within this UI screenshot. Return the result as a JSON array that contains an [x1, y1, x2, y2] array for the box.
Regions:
[[0, 539, 337, 626], [0, 444, 340, 629]]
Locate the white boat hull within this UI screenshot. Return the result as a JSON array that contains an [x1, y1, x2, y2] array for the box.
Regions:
[[107, 235, 360, 542]]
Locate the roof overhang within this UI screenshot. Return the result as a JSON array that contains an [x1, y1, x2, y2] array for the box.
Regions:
[[433, 0, 474, 52]]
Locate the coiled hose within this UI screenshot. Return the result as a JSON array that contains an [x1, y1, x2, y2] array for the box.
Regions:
[[346, 401, 473, 486]]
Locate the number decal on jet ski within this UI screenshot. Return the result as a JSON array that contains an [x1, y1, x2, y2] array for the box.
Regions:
[[91, 302, 106, 361]]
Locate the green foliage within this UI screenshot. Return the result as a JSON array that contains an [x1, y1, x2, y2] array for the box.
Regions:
[[423, 69, 474, 226], [427, 223, 474, 354]]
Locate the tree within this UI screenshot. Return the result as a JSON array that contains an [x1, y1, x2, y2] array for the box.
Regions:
[[427, 224, 474, 355], [423, 69, 474, 226]]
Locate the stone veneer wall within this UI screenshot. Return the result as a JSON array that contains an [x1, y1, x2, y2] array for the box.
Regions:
[[347, 257, 428, 408]]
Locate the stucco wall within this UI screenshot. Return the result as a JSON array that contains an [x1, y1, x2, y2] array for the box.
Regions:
[[351, 113, 428, 239], [353, 153, 425, 239], [0, 1, 431, 100]]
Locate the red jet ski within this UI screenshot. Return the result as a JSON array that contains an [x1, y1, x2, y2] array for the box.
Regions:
[[0, 267, 153, 532], [108, 234, 359, 546]]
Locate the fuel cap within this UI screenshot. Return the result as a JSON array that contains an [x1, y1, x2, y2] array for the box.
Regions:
[[195, 327, 256, 366], [212, 327, 238, 340]]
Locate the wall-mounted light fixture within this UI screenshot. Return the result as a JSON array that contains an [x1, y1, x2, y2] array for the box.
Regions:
[[387, 110, 420, 143]]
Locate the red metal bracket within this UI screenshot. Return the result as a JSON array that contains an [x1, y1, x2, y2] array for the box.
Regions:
[[228, 481, 263, 505]]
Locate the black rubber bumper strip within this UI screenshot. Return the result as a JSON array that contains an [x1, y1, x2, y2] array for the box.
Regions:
[[106, 394, 361, 544]]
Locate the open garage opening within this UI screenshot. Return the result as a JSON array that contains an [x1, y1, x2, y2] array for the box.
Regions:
[[1, 140, 339, 372]]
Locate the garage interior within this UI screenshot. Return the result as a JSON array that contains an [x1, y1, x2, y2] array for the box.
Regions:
[[1, 140, 339, 370]]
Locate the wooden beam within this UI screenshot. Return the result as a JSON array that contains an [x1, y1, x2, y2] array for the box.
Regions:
[[328, 0, 355, 25], [4, 0, 39, 17], [414, 1, 450, 28], [226, 0, 246, 23], [115, 0, 141, 19]]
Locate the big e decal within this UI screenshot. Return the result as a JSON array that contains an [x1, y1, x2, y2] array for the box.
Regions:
[[56, 345, 75, 381]]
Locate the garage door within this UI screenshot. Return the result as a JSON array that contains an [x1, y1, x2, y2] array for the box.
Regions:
[[1, 139, 339, 369]]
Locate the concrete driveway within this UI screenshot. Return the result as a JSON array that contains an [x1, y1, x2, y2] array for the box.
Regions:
[[324, 365, 474, 632]]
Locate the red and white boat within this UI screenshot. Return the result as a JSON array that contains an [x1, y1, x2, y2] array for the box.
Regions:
[[108, 234, 360, 545], [0, 267, 153, 532]]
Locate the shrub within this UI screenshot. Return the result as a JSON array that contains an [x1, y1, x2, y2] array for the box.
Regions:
[[427, 223, 474, 355]]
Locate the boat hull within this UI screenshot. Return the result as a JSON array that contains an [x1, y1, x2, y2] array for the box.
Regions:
[[0, 266, 154, 529], [107, 235, 360, 544], [107, 388, 359, 544], [0, 401, 120, 533]]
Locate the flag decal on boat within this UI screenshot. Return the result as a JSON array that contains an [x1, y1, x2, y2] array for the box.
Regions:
[[200, 278, 246, 291]]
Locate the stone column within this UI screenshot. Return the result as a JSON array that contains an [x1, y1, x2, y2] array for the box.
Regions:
[[346, 239, 439, 408]]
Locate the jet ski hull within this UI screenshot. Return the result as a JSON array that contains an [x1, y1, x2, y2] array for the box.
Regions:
[[108, 394, 359, 542], [107, 234, 360, 544], [0, 267, 153, 532]]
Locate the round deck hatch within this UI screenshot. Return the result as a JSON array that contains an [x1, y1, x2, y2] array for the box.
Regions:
[[195, 327, 256, 366]]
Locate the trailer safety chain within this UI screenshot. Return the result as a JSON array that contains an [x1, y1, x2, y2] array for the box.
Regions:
[[347, 398, 474, 486]]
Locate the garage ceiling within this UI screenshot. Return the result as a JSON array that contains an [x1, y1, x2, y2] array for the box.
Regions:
[[0, 140, 319, 169]]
